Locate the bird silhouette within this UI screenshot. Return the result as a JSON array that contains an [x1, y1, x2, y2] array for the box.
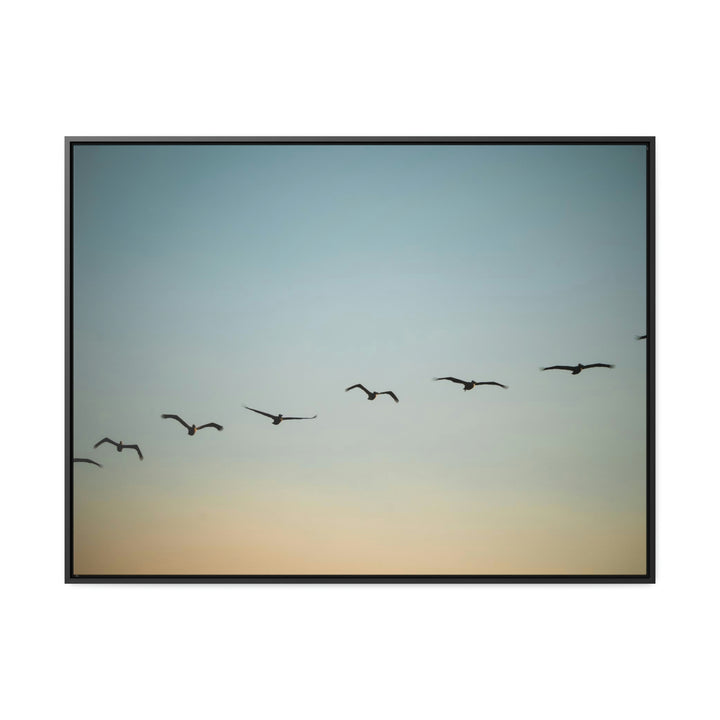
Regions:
[[541, 363, 614, 375], [73, 458, 103, 468], [161, 414, 223, 435], [636, 334, 647, 341], [433, 377, 508, 391], [244, 406, 317, 425], [345, 384, 399, 403], [93, 438, 143, 460]]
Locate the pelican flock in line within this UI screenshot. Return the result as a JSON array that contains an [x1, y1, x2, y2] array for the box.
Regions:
[[72, 336, 641, 472], [93, 437, 144, 460], [345, 384, 399, 403], [161, 414, 224, 435], [433, 377, 508, 391], [541, 363, 615, 375], [73, 458, 103, 467], [244, 406, 317, 425]]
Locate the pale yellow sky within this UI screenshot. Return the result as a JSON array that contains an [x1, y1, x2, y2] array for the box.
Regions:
[[74, 459, 645, 575]]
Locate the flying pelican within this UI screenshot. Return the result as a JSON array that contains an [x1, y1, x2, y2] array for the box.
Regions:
[[433, 377, 508, 391], [244, 406, 317, 425], [161, 414, 223, 435], [636, 334, 647, 341], [73, 458, 103, 468], [93, 438, 144, 460], [345, 384, 399, 403], [541, 363, 615, 375]]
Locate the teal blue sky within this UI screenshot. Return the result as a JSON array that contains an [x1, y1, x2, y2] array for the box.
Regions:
[[72, 143, 647, 574]]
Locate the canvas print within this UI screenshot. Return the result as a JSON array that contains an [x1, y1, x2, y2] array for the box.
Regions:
[[68, 138, 652, 581]]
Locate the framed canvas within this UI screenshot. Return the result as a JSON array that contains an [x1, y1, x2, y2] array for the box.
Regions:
[[66, 137, 654, 583]]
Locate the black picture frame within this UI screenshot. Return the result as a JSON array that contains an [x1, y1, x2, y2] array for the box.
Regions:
[[66, 136, 654, 584]]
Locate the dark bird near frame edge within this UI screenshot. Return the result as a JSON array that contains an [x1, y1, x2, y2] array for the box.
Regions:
[[73, 458, 103, 467], [540, 363, 615, 375]]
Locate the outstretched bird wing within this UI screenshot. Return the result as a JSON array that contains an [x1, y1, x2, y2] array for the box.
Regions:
[[73, 458, 103, 467], [197, 422, 224, 431], [345, 383, 371, 396], [283, 415, 318, 421], [541, 366, 575, 372], [583, 363, 615, 369], [94, 437, 118, 449], [378, 391, 399, 402], [124, 444, 144, 460], [476, 382, 508, 389], [244, 406, 276, 419], [433, 377, 466, 384], [161, 414, 192, 431]]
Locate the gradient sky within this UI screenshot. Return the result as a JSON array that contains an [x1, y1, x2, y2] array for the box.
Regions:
[[72, 143, 647, 575]]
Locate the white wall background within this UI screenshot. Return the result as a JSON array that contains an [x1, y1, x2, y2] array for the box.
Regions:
[[1, 2, 717, 718]]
